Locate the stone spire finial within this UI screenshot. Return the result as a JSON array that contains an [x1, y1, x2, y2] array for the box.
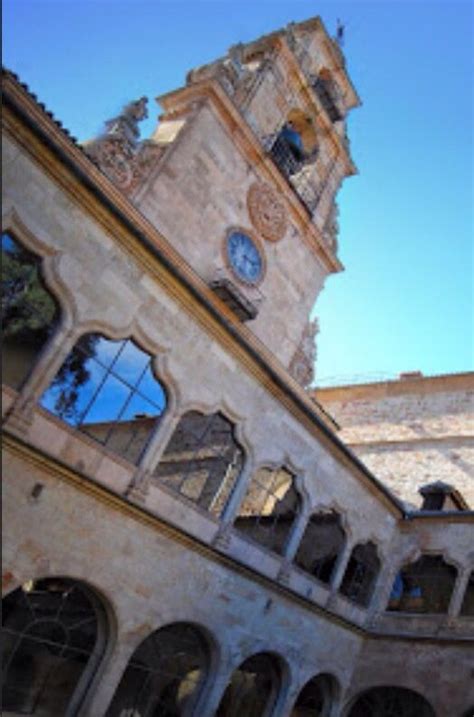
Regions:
[[103, 96, 148, 148]]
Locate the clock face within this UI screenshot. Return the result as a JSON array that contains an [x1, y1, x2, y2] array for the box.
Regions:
[[226, 232, 263, 285]]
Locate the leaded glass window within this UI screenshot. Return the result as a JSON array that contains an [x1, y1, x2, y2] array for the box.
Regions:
[[1, 578, 106, 716]]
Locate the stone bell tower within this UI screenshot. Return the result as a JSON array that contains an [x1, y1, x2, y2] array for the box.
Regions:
[[85, 16, 360, 387]]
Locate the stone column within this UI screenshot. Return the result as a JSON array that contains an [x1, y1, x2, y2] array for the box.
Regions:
[[219, 459, 255, 525], [283, 510, 309, 562], [125, 409, 182, 500], [4, 324, 78, 437], [326, 540, 353, 608], [448, 566, 471, 619], [80, 645, 130, 717]]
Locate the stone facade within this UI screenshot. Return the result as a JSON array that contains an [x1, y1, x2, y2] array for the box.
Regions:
[[315, 372, 474, 509], [2, 15, 473, 717]]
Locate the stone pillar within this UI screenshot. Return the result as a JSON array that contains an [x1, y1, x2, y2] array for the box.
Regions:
[[326, 540, 352, 608], [126, 409, 182, 500], [365, 563, 397, 627], [219, 459, 255, 525], [80, 645, 129, 717], [448, 566, 471, 619], [283, 510, 309, 562], [4, 324, 77, 437]]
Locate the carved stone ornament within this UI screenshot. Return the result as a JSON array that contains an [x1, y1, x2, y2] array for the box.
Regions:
[[289, 318, 319, 389], [84, 96, 164, 196], [247, 182, 288, 243]]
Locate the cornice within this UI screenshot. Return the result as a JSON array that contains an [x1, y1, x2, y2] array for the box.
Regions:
[[1, 70, 404, 518]]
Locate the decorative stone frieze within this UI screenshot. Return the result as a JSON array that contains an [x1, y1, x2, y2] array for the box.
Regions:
[[84, 97, 164, 196], [247, 182, 288, 242], [289, 318, 319, 388]]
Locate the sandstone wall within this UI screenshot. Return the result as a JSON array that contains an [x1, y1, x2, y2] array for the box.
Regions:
[[316, 376, 474, 509]]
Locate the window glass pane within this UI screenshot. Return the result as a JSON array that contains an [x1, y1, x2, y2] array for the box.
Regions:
[[1, 578, 104, 716], [40, 335, 168, 465], [1, 232, 59, 390], [235, 467, 299, 554], [154, 411, 244, 517], [112, 339, 149, 386]]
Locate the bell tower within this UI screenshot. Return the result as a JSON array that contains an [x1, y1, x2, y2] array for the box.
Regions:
[[85, 16, 360, 386]]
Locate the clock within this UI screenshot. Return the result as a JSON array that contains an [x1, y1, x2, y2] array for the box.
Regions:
[[226, 231, 264, 285]]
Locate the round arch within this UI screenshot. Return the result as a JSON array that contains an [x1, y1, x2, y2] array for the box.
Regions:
[[105, 621, 214, 716], [1, 575, 110, 716], [216, 651, 284, 717], [291, 672, 340, 716], [345, 686, 435, 717]]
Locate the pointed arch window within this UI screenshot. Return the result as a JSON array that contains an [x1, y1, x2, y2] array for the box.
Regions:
[[1, 577, 108, 716], [235, 466, 301, 554], [339, 542, 380, 607], [153, 410, 244, 517], [295, 511, 346, 584], [40, 334, 167, 464], [1, 232, 60, 390], [387, 554, 457, 614]]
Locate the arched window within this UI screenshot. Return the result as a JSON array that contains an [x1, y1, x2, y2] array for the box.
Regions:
[[1, 577, 108, 715], [311, 71, 343, 123], [153, 410, 244, 517], [461, 571, 474, 616], [1, 232, 60, 390], [295, 511, 346, 584], [339, 542, 380, 607], [40, 334, 167, 465], [291, 673, 339, 717], [387, 555, 457, 614], [269, 110, 318, 179], [106, 622, 210, 716], [235, 467, 300, 554], [347, 686, 435, 717], [216, 652, 282, 717]]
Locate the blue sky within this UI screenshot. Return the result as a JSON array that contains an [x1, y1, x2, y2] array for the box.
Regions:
[[3, 0, 473, 385]]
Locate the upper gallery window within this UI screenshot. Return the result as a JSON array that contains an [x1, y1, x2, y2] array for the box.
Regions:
[[295, 511, 346, 584], [339, 542, 381, 607], [387, 555, 457, 614], [40, 334, 167, 464], [234, 466, 300, 554], [154, 410, 244, 517], [312, 72, 343, 122], [1, 232, 59, 390]]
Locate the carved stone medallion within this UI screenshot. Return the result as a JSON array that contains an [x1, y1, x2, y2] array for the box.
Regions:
[[247, 182, 288, 242]]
